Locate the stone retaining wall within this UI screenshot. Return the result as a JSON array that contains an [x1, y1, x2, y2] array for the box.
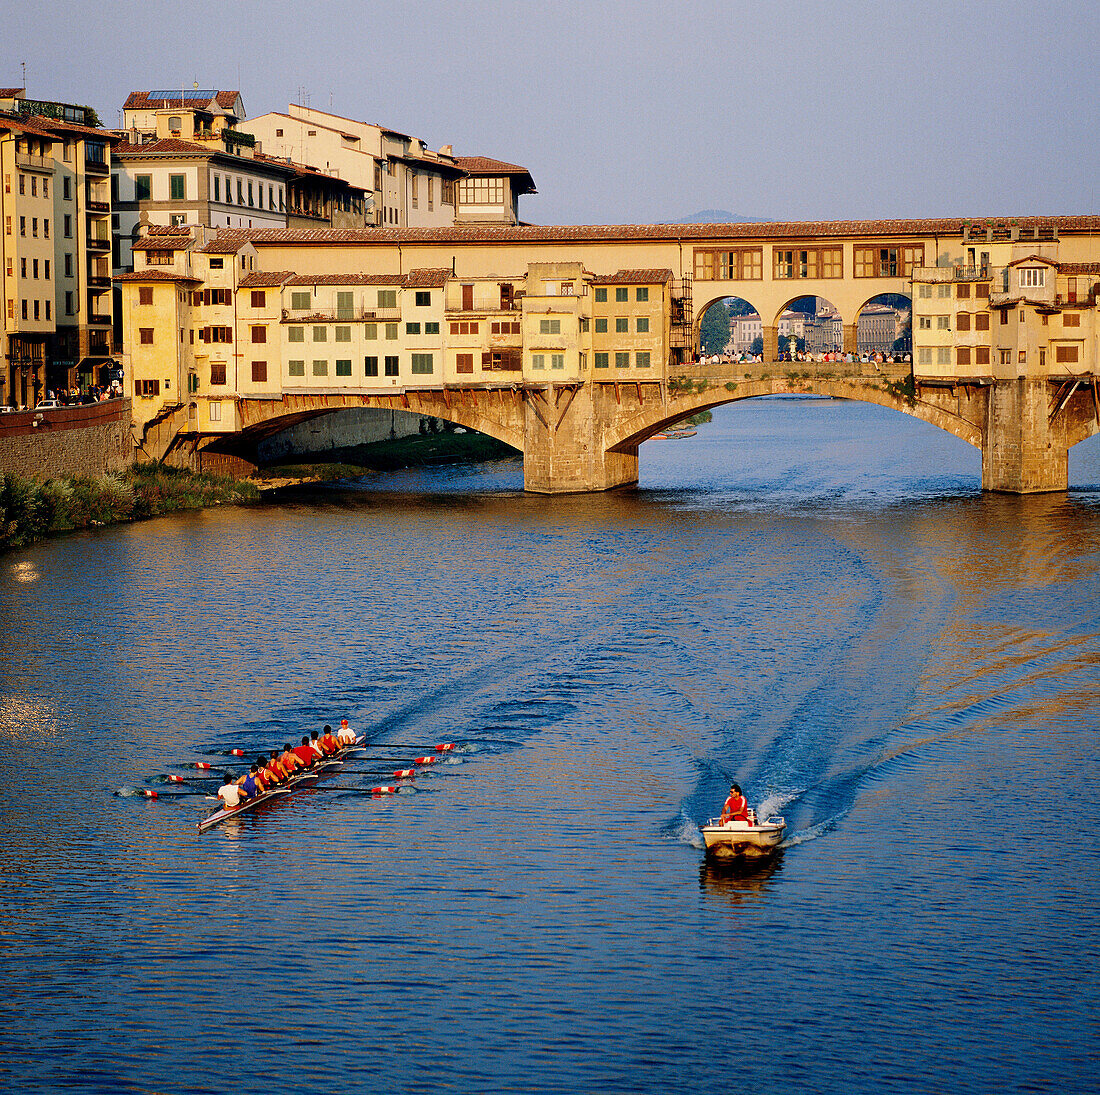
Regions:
[[0, 399, 133, 482]]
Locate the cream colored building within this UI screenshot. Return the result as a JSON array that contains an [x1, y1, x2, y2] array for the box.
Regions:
[[1, 94, 119, 406]]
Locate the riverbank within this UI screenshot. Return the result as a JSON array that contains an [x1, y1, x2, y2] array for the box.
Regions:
[[0, 463, 260, 552]]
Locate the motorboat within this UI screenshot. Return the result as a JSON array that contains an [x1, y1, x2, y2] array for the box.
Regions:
[[701, 810, 786, 859]]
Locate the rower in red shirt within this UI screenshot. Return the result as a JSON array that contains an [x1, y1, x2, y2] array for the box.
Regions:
[[264, 749, 290, 785], [280, 742, 304, 775], [294, 736, 317, 769], [719, 783, 751, 825], [317, 725, 340, 756]]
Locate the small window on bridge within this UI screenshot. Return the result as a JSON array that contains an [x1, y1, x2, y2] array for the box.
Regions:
[[456, 353, 473, 374], [595, 287, 607, 302], [289, 327, 304, 342], [365, 356, 379, 376], [615, 352, 629, 368], [336, 359, 351, 376], [364, 323, 377, 339], [313, 327, 327, 342], [384, 356, 399, 376], [615, 318, 628, 333], [251, 361, 267, 382], [595, 353, 608, 368], [411, 353, 433, 374], [415, 291, 431, 307], [551, 354, 564, 370], [636, 288, 649, 301], [312, 360, 328, 376], [291, 291, 310, 310], [288, 360, 304, 376], [378, 290, 397, 309], [615, 288, 628, 302], [335, 326, 351, 342], [636, 352, 650, 368], [385, 323, 398, 340]]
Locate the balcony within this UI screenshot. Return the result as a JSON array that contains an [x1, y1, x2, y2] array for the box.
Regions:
[[954, 264, 991, 281], [85, 155, 109, 175], [280, 307, 400, 322], [87, 200, 110, 213], [87, 233, 111, 252], [88, 313, 112, 326], [15, 151, 53, 173], [88, 275, 111, 288]]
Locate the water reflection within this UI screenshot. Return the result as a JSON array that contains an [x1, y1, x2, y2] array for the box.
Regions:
[[699, 853, 785, 906]]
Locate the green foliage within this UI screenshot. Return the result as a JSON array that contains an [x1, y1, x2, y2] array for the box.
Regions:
[[885, 375, 917, 404], [699, 302, 731, 355], [725, 382, 737, 392]]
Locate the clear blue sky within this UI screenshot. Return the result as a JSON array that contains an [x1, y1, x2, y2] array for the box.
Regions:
[[6, 0, 1097, 225]]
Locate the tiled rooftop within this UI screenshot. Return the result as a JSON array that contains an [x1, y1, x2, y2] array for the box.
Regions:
[[114, 270, 201, 282], [590, 268, 674, 285]]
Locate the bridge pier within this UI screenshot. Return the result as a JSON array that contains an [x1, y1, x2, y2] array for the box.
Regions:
[[843, 323, 858, 356], [522, 382, 639, 493], [982, 378, 1068, 493]]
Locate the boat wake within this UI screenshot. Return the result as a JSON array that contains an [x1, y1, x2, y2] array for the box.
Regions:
[[672, 808, 704, 850]]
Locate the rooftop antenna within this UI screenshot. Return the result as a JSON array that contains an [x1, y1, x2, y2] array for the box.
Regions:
[[21, 61, 26, 89]]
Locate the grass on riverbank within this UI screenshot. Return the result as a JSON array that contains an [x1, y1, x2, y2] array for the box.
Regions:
[[0, 463, 260, 552]]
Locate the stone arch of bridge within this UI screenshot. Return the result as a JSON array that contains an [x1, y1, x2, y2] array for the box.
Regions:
[[767, 293, 846, 355], [603, 378, 985, 454], [232, 392, 527, 454]]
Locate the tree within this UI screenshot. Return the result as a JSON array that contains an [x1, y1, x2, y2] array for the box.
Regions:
[[699, 302, 731, 355]]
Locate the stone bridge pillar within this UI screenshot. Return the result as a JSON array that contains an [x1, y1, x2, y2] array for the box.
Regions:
[[762, 325, 779, 361], [522, 381, 638, 493], [982, 377, 1068, 492], [843, 323, 858, 356]]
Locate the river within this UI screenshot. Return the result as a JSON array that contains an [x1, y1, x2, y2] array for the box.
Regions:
[[1, 397, 1098, 1094]]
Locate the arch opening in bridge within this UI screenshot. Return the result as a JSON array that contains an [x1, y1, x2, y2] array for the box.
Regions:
[[697, 295, 763, 362], [766, 295, 844, 361], [856, 292, 912, 361]]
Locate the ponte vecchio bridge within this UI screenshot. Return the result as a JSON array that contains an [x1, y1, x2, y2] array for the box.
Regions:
[[119, 215, 1100, 493]]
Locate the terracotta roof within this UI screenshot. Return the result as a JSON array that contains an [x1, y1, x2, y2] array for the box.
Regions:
[[1060, 263, 1100, 276], [146, 224, 189, 236], [131, 236, 190, 251], [285, 272, 405, 286], [455, 156, 529, 175], [404, 268, 449, 288], [234, 216, 1100, 248], [0, 89, 24, 99], [200, 238, 251, 254], [1006, 254, 1060, 267], [239, 271, 295, 287], [254, 151, 362, 188], [124, 90, 241, 112], [114, 270, 201, 283], [0, 111, 120, 141], [114, 137, 212, 157], [590, 268, 674, 285]]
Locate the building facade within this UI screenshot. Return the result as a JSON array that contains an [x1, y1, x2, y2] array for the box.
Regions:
[[1, 93, 119, 406]]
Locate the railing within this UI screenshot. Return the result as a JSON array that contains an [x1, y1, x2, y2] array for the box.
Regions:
[[15, 152, 52, 172], [87, 233, 110, 250], [954, 264, 990, 281], [88, 275, 111, 288], [280, 307, 401, 322], [85, 155, 109, 173], [88, 313, 112, 326], [87, 200, 110, 213]]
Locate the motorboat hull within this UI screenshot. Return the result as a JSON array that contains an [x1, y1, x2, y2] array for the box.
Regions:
[[702, 816, 786, 859]]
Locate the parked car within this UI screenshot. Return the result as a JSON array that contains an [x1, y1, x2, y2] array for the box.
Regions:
[[34, 399, 62, 410]]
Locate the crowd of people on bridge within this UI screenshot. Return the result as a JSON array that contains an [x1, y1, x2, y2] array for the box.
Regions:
[[698, 350, 912, 366]]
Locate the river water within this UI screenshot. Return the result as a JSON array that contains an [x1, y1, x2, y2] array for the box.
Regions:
[[1, 398, 1098, 1094]]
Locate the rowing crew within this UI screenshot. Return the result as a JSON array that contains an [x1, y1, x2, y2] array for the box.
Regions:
[[216, 720, 356, 810]]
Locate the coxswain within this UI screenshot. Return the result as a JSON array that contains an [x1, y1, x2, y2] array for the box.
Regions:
[[217, 772, 241, 811], [336, 718, 356, 746], [719, 783, 751, 825], [294, 735, 317, 769], [240, 764, 265, 801], [318, 725, 340, 756]]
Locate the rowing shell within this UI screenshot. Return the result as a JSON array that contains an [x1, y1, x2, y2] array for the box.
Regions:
[[197, 737, 362, 834]]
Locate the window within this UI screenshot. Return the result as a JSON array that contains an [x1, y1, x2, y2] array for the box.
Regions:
[[1056, 345, 1079, 363], [595, 318, 608, 333], [975, 313, 989, 331], [456, 353, 473, 374], [636, 351, 651, 368], [976, 347, 990, 366], [917, 348, 932, 365], [415, 290, 431, 307], [595, 352, 609, 369], [937, 316, 950, 330], [457, 176, 504, 205], [853, 246, 923, 278], [410, 172, 418, 208], [139, 287, 154, 305], [20, 258, 26, 278], [247, 182, 254, 207], [18, 175, 25, 195], [411, 353, 433, 374], [595, 287, 608, 302], [550, 354, 564, 370], [209, 258, 223, 270], [237, 180, 244, 204], [365, 355, 379, 376], [615, 318, 628, 333], [137, 379, 160, 397], [313, 327, 327, 342], [336, 291, 354, 320], [384, 355, 399, 376], [288, 327, 305, 343], [251, 361, 267, 383], [956, 348, 971, 366], [539, 319, 561, 334], [251, 290, 265, 308], [169, 174, 185, 200], [378, 289, 397, 309], [615, 288, 628, 302], [312, 359, 328, 376], [335, 326, 351, 342], [213, 176, 220, 202], [956, 313, 970, 331], [385, 323, 398, 340], [937, 284, 951, 298], [532, 354, 545, 370], [290, 291, 311, 310], [210, 363, 227, 385], [139, 328, 154, 345], [693, 248, 764, 280], [1019, 267, 1046, 289], [147, 249, 173, 265], [288, 359, 305, 377], [209, 401, 222, 422], [406, 322, 421, 335], [774, 247, 843, 279], [615, 352, 630, 368], [918, 316, 931, 330], [956, 283, 971, 299], [251, 325, 266, 343], [636, 287, 649, 302], [1063, 313, 1080, 328], [135, 175, 151, 201], [20, 217, 25, 236], [918, 284, 932, 298], [65, 291, 74, 315], [336, 359, 352, 377], [425, 321, 439, 335]]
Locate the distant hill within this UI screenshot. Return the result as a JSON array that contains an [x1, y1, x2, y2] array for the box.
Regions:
[[675, 209, 772, 224]]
